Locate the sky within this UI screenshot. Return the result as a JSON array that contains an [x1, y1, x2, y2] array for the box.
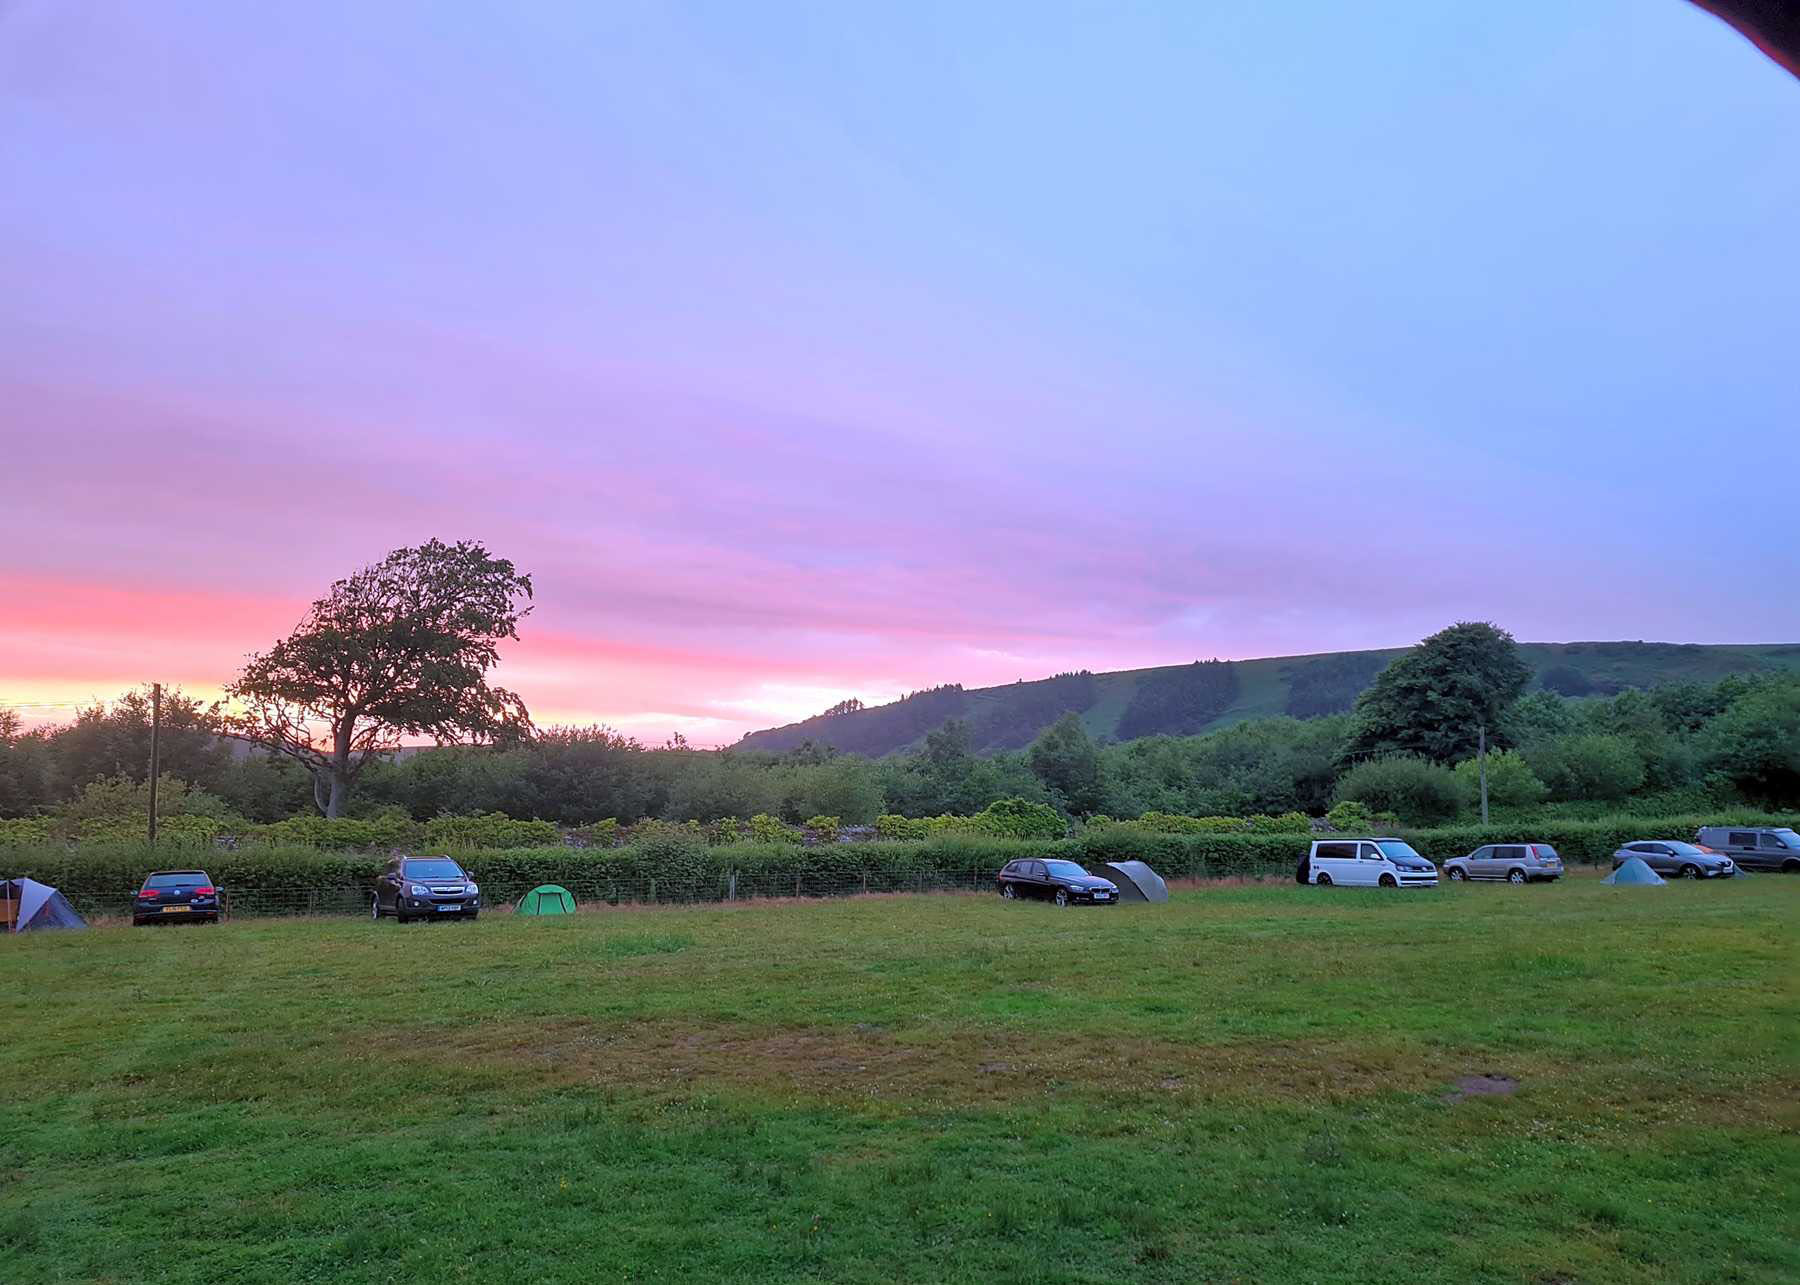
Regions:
[[3, 1, 1797, 746]]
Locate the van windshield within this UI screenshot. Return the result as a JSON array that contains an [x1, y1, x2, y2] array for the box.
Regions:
[[1376, 841, 1423, 862], [1771, 830, 1800, 848]]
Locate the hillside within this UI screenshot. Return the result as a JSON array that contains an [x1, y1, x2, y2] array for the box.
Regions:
[[735, 641, 1800, 757]]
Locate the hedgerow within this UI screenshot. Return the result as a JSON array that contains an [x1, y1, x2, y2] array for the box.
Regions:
[[10, 811, 1792, 915], [422, 812, 561, 850]]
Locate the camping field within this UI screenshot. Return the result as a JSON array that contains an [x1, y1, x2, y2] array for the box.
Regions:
[[1, 877, 1796, 1284]]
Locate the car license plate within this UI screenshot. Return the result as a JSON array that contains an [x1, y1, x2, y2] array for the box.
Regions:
[[435, 903, 461, 912], [1093, 892, 1109, 900], [160, 905, 191, 913]]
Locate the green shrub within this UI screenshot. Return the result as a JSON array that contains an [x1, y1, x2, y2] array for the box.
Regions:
[[1335, 756, 1468, 826], [875, 814, 930, 840], [803, 815, 841, 842], [973, 798, 1066, 840], [1452, 750, 1548, 810], [422, 812, 561, 850], [250, 813, 418, 850], [1324, 800, 1373, 832], [1245, 811, 1312, 834], [748, 813, 802, 845], [0, 817, 54, 847], [1132, 811, 1246, 834]]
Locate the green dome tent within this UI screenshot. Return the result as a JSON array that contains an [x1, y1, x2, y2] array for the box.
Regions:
[[516, 884, 577, 916], [1603, 857, 1666, 886]]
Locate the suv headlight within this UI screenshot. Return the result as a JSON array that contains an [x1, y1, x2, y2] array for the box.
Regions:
[[408, 883, 430, 897], [466, 882, 479, 896]]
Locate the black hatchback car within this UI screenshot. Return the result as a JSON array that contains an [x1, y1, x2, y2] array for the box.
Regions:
[[133, 870, 221, 925], [372, 856, 481, 922], [996, 858, 1118, 906]]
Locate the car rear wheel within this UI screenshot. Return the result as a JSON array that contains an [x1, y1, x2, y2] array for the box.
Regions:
[[1001, 883, 1017, 900], [1508, 869, 1526, 884], [1315, 873, 1332, 887], [1680, 864, 1701, 880], [1053, 889, 1069, 908], [1447, 867, 1466, 881]]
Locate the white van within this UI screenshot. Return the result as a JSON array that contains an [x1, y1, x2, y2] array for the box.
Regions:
[[1303, 837, 1438, 888]]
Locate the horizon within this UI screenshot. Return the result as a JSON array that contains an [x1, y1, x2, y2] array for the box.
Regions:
[[6, 2, 1798, 746]]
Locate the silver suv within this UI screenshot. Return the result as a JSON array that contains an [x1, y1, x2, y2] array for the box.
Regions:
[[1443, 843, 1564, 884], [1611, 841, 1734, 880], [1694, 826, 1800, 874]]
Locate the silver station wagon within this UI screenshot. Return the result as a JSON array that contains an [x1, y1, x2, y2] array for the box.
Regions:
[[1443, 843, 1564, 884]]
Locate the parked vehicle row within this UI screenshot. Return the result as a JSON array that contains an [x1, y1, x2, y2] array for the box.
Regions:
[[1610, 841, 1733, 879]]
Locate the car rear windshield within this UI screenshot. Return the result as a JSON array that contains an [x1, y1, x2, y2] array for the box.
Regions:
[[403, 859, 465, 879], [145, 872, 209, 888], [1043, 860, 1088, 879], [1531, 845, 1560, 859]]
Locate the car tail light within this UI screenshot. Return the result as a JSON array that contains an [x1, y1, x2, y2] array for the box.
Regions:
[[139, 889, 159, 897], [193, 886, 215, 896]]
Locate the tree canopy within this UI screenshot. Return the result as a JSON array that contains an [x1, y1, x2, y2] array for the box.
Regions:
[[1344, 622, 1532, 764], [227, 540, 534, 816]]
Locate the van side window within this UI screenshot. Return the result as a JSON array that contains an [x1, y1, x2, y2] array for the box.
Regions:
[[1315, 842, 1356, 861], [1728, 832, 1757, 847], [1762, 833, 1790, 849], [1359, 843, 1382, 861]]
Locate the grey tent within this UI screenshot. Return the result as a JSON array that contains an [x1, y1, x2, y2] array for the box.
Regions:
[[1093, 860, 1169, 903], [2, 878, 87, 932], [1602, 857, 1666, 886]]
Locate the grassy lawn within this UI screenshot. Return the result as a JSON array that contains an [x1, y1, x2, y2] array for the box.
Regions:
[[2, 876, 1796, 1283]]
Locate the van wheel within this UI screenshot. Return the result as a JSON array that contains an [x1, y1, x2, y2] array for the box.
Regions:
[[1783, 859, 1800, 875], [1315, 873, 1332, 887], [1508, 869, 1526, 884], [1378, 874, 1397, 888], [1679, 864, 1701, 880], [1447, 867, 1466, 881]]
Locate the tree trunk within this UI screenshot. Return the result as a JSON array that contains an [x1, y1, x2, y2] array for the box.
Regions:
[[318, 720, 354, 818]]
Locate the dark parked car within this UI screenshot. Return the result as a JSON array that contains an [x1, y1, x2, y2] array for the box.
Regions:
[[995, 858, 1118, 906], [133, 870, 220, 925], [1694, 826, 1800, 874], [372, 856, 481, 922], [1611, 841, 1735, 880]]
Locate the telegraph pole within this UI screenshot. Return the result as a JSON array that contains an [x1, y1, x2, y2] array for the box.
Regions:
[[1477, 723, 1489, 825], [148, 683, 162, 849]]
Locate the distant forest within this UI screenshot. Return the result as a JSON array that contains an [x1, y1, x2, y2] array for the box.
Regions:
[[736, 641, 1800, 759]]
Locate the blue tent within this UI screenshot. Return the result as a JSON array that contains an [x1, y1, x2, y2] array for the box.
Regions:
[[3, 878, 88, 932], [1602, 857, 1666, 886]]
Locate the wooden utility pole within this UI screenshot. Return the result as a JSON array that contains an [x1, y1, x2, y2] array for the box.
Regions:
[[1477, 723, 1489, 825], [148, 683, 162, 849]]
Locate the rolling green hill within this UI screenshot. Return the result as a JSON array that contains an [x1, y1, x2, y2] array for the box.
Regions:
[[735, 641, 1800, 757]]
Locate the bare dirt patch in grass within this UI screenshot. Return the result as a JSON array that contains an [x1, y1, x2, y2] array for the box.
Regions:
[[1443, 1073, 1520, 1104]]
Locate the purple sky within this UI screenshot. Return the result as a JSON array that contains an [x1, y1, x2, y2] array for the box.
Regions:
[[3, 2, 1797, 744]]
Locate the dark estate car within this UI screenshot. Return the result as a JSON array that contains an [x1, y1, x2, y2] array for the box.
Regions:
[[133, 870, 220, 925], [372, 856, 482, 922], [996, 858, 1118, 906], [1611, 841, 1735, 880]]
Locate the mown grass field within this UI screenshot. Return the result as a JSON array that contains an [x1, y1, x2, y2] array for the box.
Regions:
[[2, 876, 1796, 1283]]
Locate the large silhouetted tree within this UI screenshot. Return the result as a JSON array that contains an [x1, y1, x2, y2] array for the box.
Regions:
[[227, 540, 534, 817], [1343, 622, 1531, 765]]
